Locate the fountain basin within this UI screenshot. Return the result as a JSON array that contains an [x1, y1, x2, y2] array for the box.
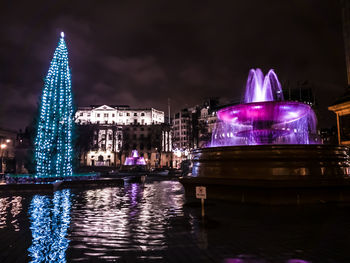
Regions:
[[180, 145, 350, 204]]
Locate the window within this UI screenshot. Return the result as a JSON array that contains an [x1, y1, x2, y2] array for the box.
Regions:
[[97, 113, 100, 117], [134, 113, 137, 116], [141, 113, 145, 116], [104, 113, 108, 117], [127, 113, 130, 116], [87, 113, 91, 117], [80, 112, 83, 116], [119, 113, 123, 116], [112, 114, 115, 117]]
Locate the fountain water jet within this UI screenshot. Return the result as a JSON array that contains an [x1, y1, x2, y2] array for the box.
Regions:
[[211, 69, 317, 146]]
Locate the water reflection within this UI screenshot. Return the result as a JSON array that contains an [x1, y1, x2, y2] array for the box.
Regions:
[[69, 181, 184, 261], [0, 195, 23, 231], [28, 189, 72, 263], [0, 181, 344, 262]]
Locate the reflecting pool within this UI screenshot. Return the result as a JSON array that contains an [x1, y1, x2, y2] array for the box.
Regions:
[[0, 180, 349, 262]]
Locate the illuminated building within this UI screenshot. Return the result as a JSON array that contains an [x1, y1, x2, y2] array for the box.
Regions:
[[329, 0, 350, 145], [75, 105, 164, 125], [76, 106, 172, 168]]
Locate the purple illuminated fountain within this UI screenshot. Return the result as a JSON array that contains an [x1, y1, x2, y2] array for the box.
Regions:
[[124, 150, 146, 166], [179, 68, 350, 205], [211, 69, 318, 146]]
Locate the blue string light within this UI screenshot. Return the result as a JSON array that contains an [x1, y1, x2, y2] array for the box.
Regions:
[[34, 32, 74, 178]]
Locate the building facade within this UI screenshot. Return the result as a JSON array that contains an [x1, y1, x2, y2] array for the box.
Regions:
[[172, 98, 220, 168], [328, 1, 350, 145], [76, 105, 171, 168], [76, 105, 164, 125]]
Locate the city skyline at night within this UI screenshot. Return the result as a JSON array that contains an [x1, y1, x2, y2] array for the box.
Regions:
[[0, 0, 347, 130]]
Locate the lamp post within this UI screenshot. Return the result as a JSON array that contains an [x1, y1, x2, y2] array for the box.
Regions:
[[0, 143, 7, 174]]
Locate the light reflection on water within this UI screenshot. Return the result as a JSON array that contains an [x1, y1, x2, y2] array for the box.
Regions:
[[69, 181, 184, 260], [0, 195, 23, 231], [0, 180, 347, 262], [28, 189, 72, 263]]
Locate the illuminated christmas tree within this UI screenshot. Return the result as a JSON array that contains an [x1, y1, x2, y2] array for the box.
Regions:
[[34, 32, 74, 177]]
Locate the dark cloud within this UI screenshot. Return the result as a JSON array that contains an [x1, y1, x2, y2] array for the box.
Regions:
[[0, 0, 347, 130]]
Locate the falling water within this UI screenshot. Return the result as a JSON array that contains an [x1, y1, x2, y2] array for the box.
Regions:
[[210, 69, 319, 146]]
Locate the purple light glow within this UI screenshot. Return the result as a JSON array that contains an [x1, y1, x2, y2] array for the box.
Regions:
[[211, 68, 318, 146], [124, 150, 146, 165]]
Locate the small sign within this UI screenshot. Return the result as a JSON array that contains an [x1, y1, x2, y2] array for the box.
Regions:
[[196, 186, 207, 199]]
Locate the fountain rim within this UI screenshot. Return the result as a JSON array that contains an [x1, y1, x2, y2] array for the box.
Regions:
[[196, 144, 347, 153], [217, 100, 312, 124]]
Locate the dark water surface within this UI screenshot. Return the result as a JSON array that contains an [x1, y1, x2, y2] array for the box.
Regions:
[[0, 180, 349, 262]]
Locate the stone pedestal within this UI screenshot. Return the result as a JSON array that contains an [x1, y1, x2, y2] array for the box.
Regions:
[[180, 145, 350, 205]]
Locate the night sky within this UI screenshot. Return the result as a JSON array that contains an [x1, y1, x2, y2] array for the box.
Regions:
[[0, 0, 347, 130]]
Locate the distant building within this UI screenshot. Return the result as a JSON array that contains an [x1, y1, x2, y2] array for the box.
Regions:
[[172, 107, 196, 151], [328, 1, 350, 145], [282, 81, 316, 108], [172, 98, 220, 168], [76, 105, 171, 168], [75, 105, 164, 125]]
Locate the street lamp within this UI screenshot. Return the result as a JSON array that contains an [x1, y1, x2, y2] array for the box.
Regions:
[[0, 143, 7, 174]]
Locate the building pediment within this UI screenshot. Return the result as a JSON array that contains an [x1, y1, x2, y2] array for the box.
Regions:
[[92, 105, 116, 111]]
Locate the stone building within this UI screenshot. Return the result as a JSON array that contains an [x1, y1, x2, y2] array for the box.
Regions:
[[172, 98, 219, 167], [328, 1, 350, 145], [75, 105, 171, 168], [76, 105, 164, 125]]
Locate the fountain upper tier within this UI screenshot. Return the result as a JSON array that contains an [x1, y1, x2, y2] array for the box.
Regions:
[[211, 68, 318, 146], [217, 101, 311, 125]]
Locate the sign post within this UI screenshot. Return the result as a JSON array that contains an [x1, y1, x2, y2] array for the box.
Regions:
[[196, 186, 207, 218]]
